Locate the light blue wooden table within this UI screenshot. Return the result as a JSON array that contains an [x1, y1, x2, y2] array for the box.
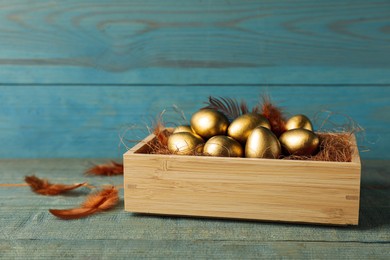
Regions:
[[0, 1, 389, 258], [1, 159, 389, 258]]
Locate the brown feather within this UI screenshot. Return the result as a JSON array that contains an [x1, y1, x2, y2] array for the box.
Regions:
[[49, 208, 98, 220], [82, 186, 118, 209], [85, 161, 123, 176], [25, 175, 85, 196], [259, 95, 287, 137], [49, 186, 119, 220], [153, 119, 170, 147], [146, 116, 173, 155]]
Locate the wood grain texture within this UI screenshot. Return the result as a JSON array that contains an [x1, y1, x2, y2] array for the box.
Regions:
[[0, 0, 389, 84], [0, 86, 387, 159], [0, 158, 389, 258], [1, 240, 390, 259], [0, 1, 388, 159], [124, 133, 361, 225]]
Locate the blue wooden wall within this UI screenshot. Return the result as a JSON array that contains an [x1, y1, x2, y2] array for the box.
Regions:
[[0, 0, 389, 159]]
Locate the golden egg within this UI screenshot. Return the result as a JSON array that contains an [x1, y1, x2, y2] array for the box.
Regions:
[[285, 114, 313, 131], [190, 109, 229, 139], [173, 125, 204, 139], [167, 132, 204, 155], [227, 113, 271, 143], [245, 127, 281, 159], [203, 135, 243, 157], [173, 125, 193, 134], [279, 129, 319, 156]]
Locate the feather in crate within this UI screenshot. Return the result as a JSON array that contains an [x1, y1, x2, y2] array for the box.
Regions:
[[153, 118, 170, 147], [258, 95, 287, 137], [49, 186, 119, 220], [203, 96, 248, 121], [25, 175, 86, 195]]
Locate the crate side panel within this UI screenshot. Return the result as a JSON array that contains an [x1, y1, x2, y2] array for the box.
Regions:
[[124, 154, 360, 225]]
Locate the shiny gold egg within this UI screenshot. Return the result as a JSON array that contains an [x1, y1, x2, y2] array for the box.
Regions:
[[173, 125, 193, 134], [203, 135, 243, 157], [167, 132, 204, 155], [173, 125, 204, 139], [227, 113, 271, 143], [285, 114, 313, 131], [279, 129, 319, 156], [190, 109, 229, 139], [245, 127, 281, 159]]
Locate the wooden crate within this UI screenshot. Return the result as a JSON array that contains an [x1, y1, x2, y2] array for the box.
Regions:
[[123, 132, 361, 225]]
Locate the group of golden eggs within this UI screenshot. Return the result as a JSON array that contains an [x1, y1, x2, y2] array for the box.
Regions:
[[167, 108, 319, 159]]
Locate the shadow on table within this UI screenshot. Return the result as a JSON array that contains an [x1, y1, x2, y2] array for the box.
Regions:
[[354, 185, 390, 230]]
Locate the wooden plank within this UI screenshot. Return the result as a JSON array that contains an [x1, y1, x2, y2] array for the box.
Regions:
[[0, 0, 389, 84], [1, 239, 389, 259], [0, 86, 387, 159]]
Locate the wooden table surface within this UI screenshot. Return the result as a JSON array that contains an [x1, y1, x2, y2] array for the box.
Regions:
[[1, 158, 389, 259]]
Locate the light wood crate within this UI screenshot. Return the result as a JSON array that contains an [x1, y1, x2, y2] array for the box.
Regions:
[[124, 132, 361, 225]]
